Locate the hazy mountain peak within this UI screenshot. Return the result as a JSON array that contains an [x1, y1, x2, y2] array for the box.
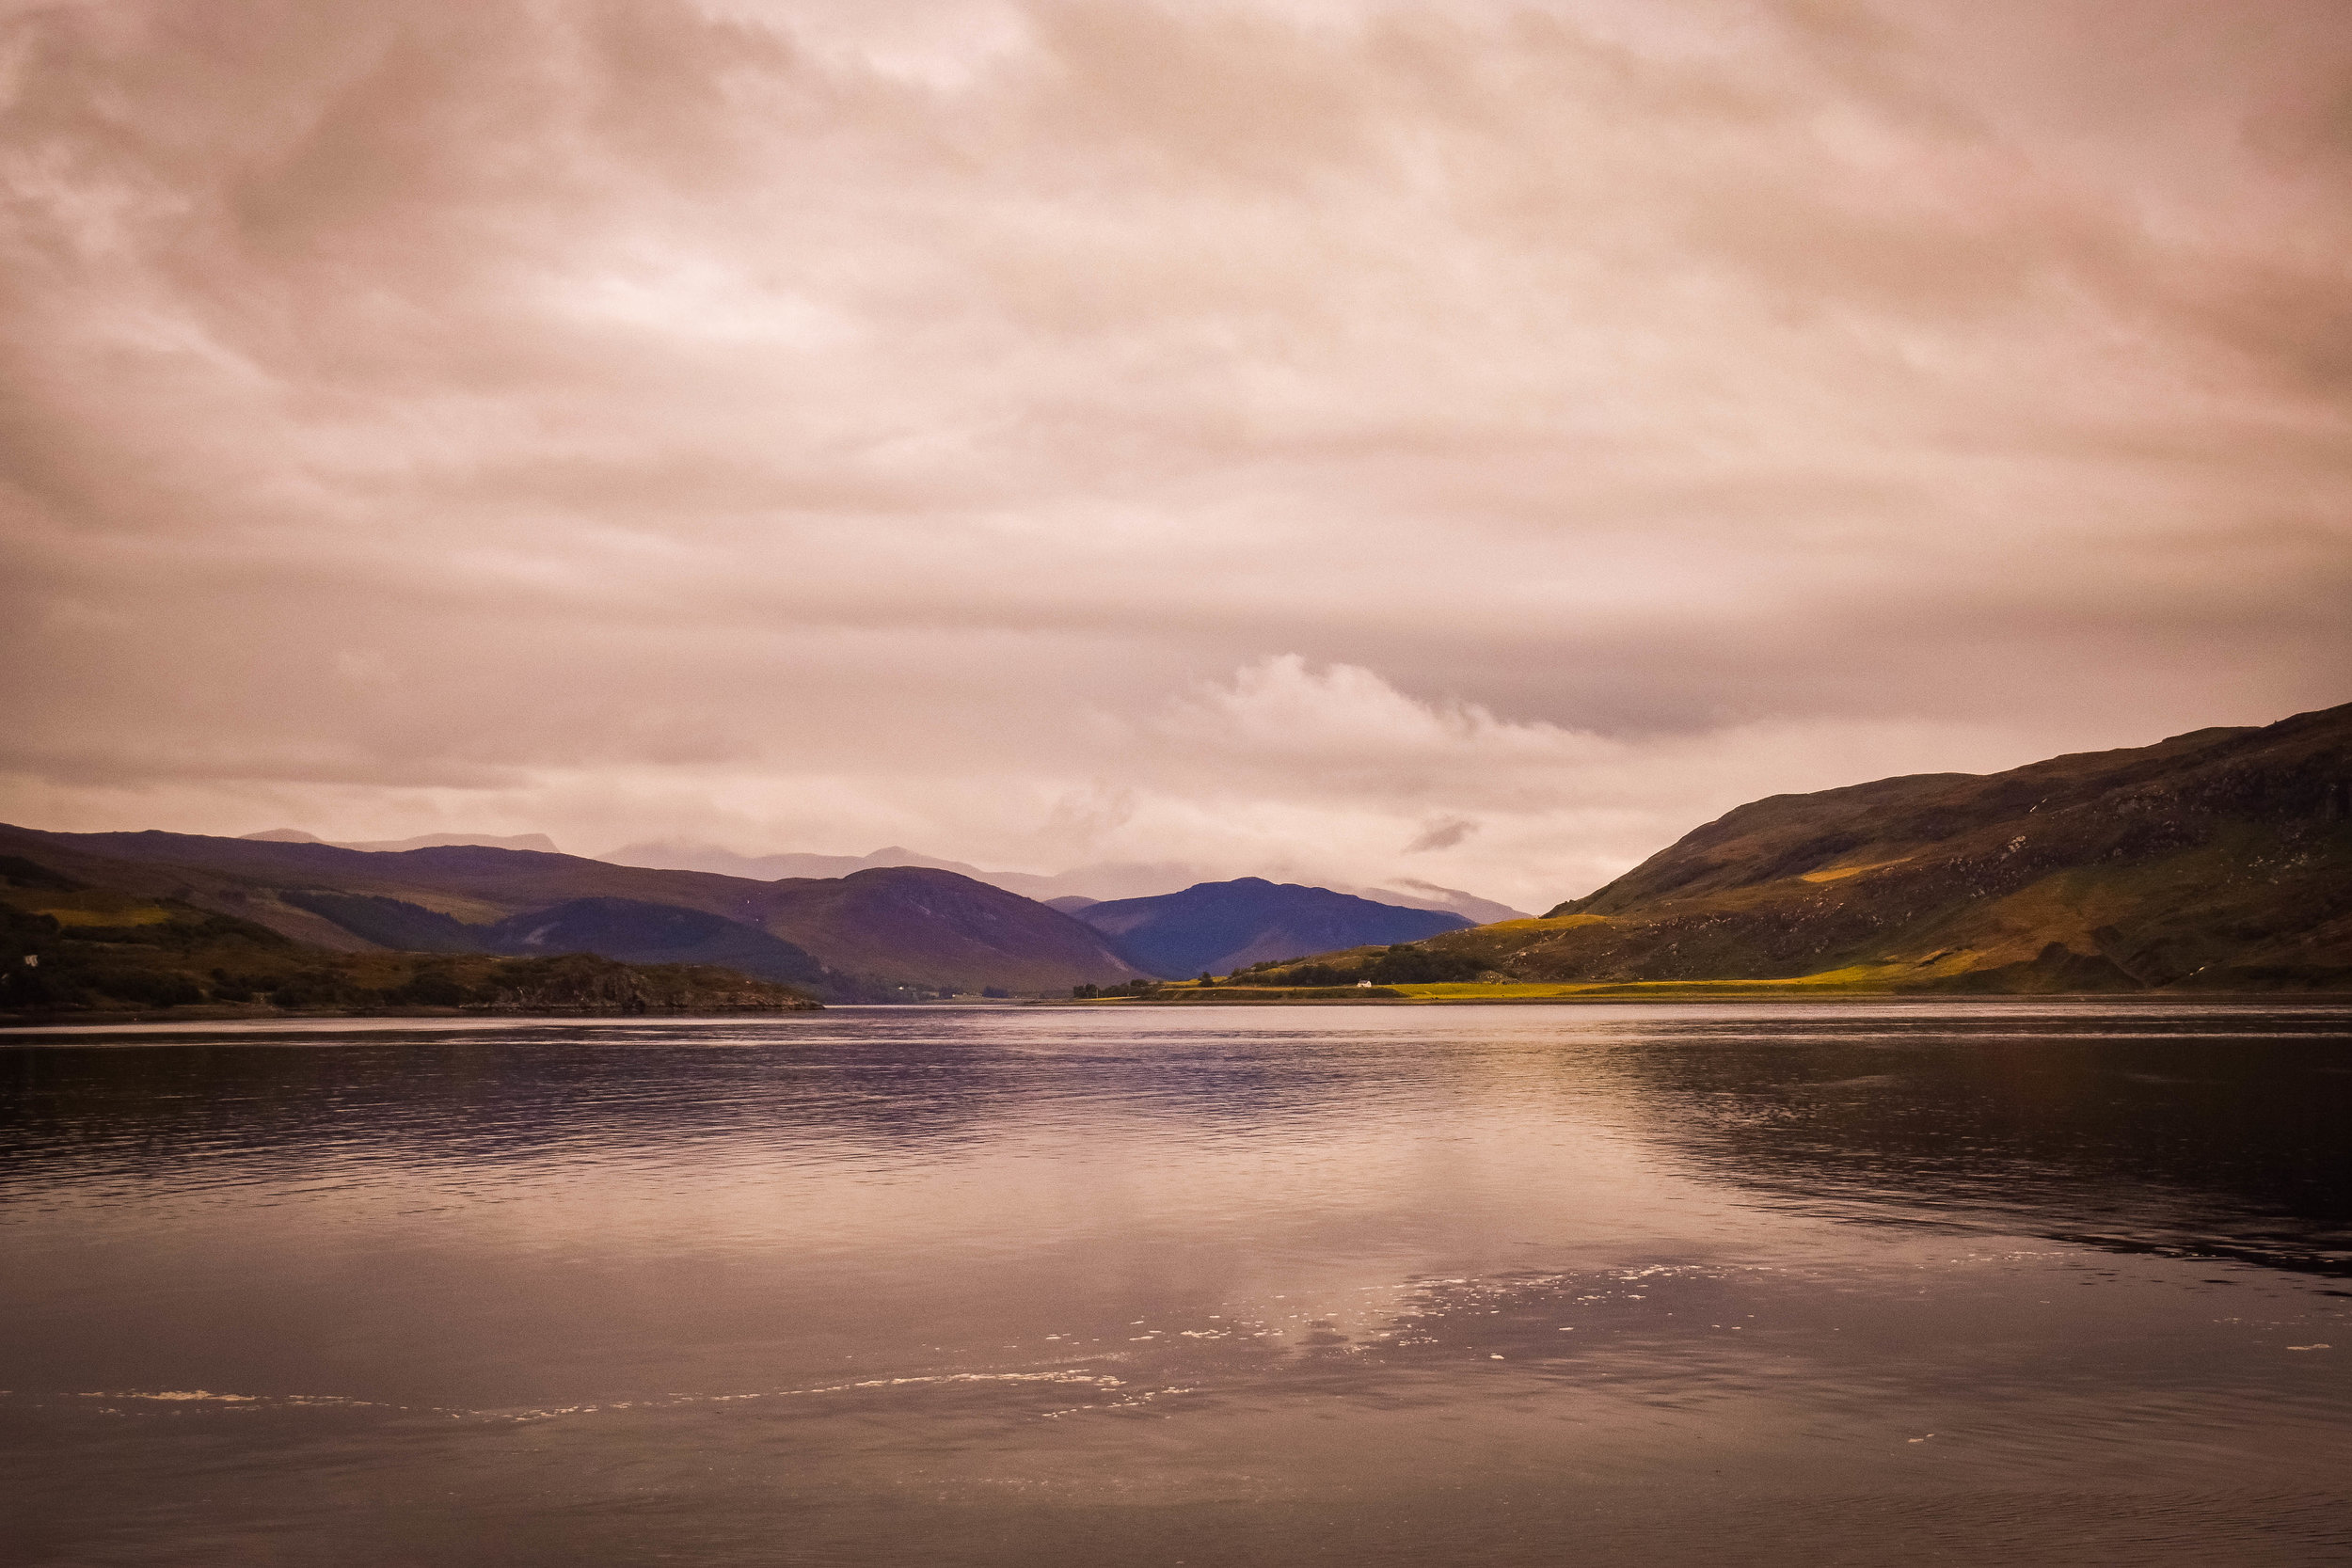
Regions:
[[238, 829, 560, 854], [1340, 880, 1528, 925], [600, 841, 980, 882], [342, 833, 562, 854]]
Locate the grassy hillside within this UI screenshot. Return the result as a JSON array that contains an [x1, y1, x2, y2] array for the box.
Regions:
[[1244, 702, 2352, 995], [0, 829, 1144, 998], [748, 867, 1153, 992], [0, 858, 819, 1019]]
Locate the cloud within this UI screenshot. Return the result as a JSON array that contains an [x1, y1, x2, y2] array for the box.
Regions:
[[1406, 819, 1477, 854], [2, 0, 2348, 911], [1152, 655, 1589, 780]]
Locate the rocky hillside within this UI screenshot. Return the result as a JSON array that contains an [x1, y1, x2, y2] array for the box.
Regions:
[[1263, 702, 2352, 993]]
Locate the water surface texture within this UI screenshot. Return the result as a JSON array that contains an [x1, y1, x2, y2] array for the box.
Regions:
[[3, 1002, 2348, 1565]]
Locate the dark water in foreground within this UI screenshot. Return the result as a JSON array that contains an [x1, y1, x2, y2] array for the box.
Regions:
[[2, 1002, 2348, 1566]]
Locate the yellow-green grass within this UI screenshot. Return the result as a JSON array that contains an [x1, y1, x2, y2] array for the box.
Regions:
[[1798, 858, 1910, 883], [41, 906, 175, 927], [1450, 913, 1608, 937], [1101, 985, 1408, 1004], [1, 890, 177, 927], [1120, 968, 1930, 1003], [1389, 965, 1913, 1001]]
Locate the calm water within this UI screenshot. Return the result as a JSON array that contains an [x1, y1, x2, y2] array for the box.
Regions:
[[2, 1002, 2348, 1566]]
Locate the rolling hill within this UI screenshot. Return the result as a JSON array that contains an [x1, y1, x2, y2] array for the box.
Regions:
[[0, 854, 821, 1018], [1073, 878, 1472, 977], [1249, 702, 2351, 994], [0, 828, 1145, 1000]]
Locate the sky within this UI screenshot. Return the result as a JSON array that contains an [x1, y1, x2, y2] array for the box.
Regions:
[[3, 0, 2349, 911]]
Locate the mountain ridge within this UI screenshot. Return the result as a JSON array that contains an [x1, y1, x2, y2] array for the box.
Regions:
[[1073, 877, 1472, 978], [242, 830, 564, 854], [0, 827, 1143, 999], [601, 841, 1525, 921], [25, 702, 2338, 1005], [1303, 701, 2352, 993]]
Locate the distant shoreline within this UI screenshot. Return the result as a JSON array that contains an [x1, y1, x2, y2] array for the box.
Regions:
[[1073, 990, 2352, 1007], [8, 990, 2344, 1033], [0, 1002, 822, 1029]]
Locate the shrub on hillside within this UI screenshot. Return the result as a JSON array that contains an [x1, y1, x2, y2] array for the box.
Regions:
[[1367, 945, 1487, 984], [0, 963, 82, 1008], [1271, 945, 1488, 987], [269, 971, 371, 1009], [389, 968, 474, 1007], [83, 967, 205, 1007]]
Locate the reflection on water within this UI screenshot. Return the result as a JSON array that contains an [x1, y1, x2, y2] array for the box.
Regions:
[[2, 1002, 2347, 1566], [1610, 1009, 2352, 1274]]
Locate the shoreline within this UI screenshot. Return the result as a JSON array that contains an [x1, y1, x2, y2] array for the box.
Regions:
[[1062, 988, 2352, 1007], [8, 991, 2346, 1032], [0, 1002, 823, 1030]]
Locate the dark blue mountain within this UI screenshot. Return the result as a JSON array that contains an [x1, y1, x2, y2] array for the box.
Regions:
[[1073, 878, 1473, 978]]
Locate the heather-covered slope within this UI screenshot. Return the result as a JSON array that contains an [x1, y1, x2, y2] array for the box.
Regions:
[[750, 868, 1151, 993], [0, 857, 819, 1018], [1406, 702, 2352, 991], [0, 828, 1143, 998], [1074, 878, 1471, 978], [1232, 703, 2352, 995], [278, 891, 840, 990]]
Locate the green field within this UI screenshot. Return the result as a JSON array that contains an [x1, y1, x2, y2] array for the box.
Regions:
[[1387, 968, 1906, 1001]]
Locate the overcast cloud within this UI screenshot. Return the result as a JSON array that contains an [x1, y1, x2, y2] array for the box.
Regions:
[[3, 0, 2348, 909]]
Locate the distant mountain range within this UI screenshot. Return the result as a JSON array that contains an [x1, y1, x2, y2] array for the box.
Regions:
[[0, 828, 1142, 1001], [0, 820, 1524, 1011], [227, 832, 1527, 924], [600, 841, 1526, 922], [243, 829, 564, 854], [599, 841, 1197, 903], [1072, 878, 1472, 977], [37, 702, 2329, 1009], [1261, 700, 2352, 993]]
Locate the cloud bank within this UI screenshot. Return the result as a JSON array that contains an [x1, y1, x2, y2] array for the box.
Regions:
[[3, 0, 2347, 909]]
